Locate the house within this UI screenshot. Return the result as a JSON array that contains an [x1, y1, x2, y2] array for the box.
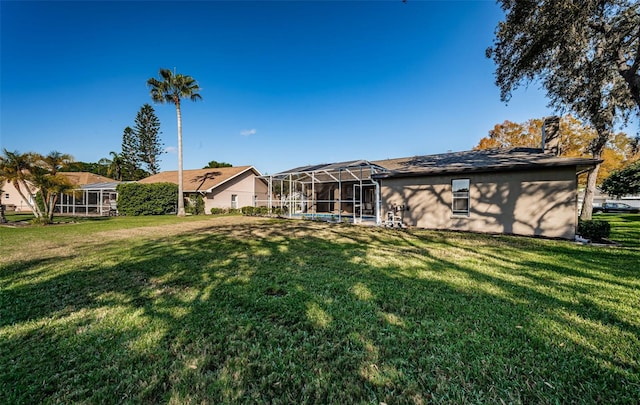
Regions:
[[2, 172, 120, 216], [1, 180, 36, 212], [56, 173, 121, 216], [373, 148, 597, 239], [138, 166, 269, 213], [259, 119, 599, 239]]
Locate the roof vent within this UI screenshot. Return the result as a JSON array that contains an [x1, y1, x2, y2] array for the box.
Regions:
[[542, 116, 561, 156]]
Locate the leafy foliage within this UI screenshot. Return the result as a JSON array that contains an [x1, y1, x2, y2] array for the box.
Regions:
[[488, 0, 638, 114], [120, 126, 143, 180], [203, 160, 232, 168], [186, 194, 205, 215], [577, 219, 611, 242], [116, 182, 178, 216], [62, 161, 110, 177], [475, 115, 637, 184], [0, 149, 74, 222], [600, 160, 640, 197], [487, 1, 639, 219]]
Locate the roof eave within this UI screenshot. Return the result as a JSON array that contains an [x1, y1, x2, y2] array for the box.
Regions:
[[372, 160, 601, 179]]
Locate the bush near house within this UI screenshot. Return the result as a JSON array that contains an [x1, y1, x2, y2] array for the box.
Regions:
[[116, 182, 178, 216], [577, 219, 611, 242], [186, 194, 205, 215]]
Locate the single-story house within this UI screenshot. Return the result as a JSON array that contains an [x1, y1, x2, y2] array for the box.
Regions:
[[138, 166, 269, 213], [2, 172, 120, 216], [260, 120, 599, 239], [372, 148, 597, 239], [1, 180, 36, 212], [56, 172, 121, 216]]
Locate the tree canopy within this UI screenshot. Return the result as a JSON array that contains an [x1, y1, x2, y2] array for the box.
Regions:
[[488, 0, 639, 115], [134, 104, 163, 175], [487, 0, 639, 219], [0, 149, 75, 223], [474, 115, 637, 184], [600, 160, 640, 197], [203, 160, 232, 169]]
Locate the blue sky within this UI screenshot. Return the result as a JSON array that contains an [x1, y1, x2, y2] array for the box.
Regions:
[[2, 1, 630, 175]]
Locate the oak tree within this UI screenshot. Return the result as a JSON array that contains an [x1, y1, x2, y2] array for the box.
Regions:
[[487, 0, 639, 219]]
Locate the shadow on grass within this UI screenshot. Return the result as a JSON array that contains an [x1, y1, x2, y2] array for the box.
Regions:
[[1, 221, 638, 403]]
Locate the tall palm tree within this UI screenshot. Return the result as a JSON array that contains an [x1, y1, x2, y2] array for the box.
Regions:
[[147, 68, 202, 216]]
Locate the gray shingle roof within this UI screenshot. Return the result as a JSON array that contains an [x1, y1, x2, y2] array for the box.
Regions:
[[372, 148, 599, 178]]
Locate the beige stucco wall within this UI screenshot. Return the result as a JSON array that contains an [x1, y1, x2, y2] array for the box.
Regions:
[[380, 167, 578, 239], [1, 181, 35, 212], [204, 171, 268, 212]]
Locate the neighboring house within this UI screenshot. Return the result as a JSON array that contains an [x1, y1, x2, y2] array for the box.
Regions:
[[1, 180, 37, 212], [260, 125, 599, 239], [138, 166, 268, 213], [56, 172, 121, 216], [1, 172, 120, 216]]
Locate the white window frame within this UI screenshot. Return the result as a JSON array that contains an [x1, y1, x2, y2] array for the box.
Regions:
[[452, 179, 470, 216], [231, 194, 238, 209]]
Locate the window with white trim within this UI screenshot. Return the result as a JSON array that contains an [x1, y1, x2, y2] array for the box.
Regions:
[[231, 194, 238, 209], [452, 179, 470, 216]]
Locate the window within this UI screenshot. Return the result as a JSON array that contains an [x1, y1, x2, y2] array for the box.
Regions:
[[231, 194, 238, 209], [452, 179, 470, 216], [4, 193, 9, 199]]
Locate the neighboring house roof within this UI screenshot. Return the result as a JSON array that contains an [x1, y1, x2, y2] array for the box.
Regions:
[[138, 166, 263, 192], [59, 172, 119, 186], [79, 182, 122, 190], [372, 148, 600, 179]]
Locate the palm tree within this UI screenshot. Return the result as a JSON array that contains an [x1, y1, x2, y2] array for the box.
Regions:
[[101, 151, 124, 181], [147, 68, 202, 216], [0, 149, 43, 217], [32, 151, 74, 222]]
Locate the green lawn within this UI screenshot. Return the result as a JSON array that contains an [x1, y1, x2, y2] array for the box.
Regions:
[[1, 215, 639, 404]]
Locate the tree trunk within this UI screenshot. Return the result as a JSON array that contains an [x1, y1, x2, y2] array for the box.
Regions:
[[176, 101, 186, 217], [14, 180, 43, 218], [0, 203, 6, 223], [580, 161, 600, 220], [47, 194, 58, 222], [581, 128, 609, 220]]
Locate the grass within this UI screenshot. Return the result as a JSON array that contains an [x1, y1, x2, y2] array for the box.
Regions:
[[1, 215, 639, 404], [595, 213, 640, 248]]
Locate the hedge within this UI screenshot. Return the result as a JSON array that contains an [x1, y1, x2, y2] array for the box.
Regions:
[[116, 182, 178, 216]]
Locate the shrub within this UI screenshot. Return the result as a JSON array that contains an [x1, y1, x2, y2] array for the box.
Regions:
[[187, 194, 205, 215], [116, 183, 178, 216], [210, 207, 226, 215], [228, 208, 241, 215], [578, 219, 611, 242], [241, 206, 255, 216]]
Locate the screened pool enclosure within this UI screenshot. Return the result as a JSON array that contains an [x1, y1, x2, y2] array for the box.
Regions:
[[257, 160, 388, 224]]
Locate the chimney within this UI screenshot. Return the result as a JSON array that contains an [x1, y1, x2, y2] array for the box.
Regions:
[[542, 116, 561, 156]]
